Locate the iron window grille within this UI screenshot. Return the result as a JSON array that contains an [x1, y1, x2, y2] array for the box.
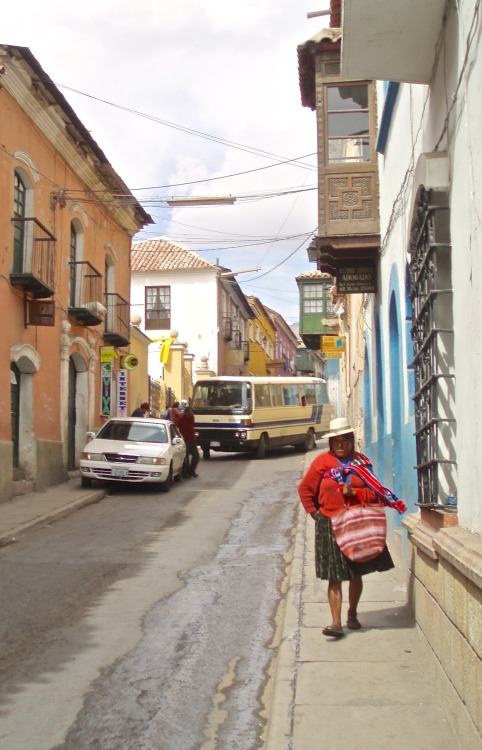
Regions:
[[409, 187, 457, 506]]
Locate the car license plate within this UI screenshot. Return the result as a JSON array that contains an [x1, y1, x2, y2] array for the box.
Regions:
[[112, 468, 129, 478], [211, 441, 221, 447]]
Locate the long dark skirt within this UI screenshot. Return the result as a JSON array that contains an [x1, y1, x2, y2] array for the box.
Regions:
[[314, 512, 394, 582]]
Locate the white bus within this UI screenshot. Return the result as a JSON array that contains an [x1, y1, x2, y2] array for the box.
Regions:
[[191, 376, 334, 459]]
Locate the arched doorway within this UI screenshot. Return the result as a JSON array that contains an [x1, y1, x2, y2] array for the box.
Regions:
[[389, 292, 403, 498], [66, 351, 89, 470], [67, 357, 77, 471], [10, 364, 20, 470]]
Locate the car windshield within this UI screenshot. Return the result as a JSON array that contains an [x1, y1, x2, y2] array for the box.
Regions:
[[96, 421, 168, 443]]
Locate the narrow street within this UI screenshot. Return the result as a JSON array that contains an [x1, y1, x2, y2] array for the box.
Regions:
[[0, 449, 305, 750]]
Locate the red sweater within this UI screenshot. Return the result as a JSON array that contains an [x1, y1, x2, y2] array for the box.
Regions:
[[298, 451, 377, 518], [176, 411, 196, 443]]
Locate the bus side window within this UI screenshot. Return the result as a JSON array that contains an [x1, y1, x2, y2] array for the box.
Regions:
[[305, 384, 316, 404], [270, 384, 283, 406], [283, 384, 299, 405], [255, 384, 271, 407]]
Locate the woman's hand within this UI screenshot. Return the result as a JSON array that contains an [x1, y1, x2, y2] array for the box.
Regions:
[[342, 484, 357, 497]]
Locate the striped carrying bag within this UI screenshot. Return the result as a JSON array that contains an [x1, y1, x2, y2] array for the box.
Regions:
[[331, 501, 387, 563]]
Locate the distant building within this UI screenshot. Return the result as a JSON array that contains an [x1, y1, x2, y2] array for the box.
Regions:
[[130, 237, 254, 381]]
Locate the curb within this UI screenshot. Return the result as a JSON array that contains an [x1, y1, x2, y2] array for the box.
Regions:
[[0, 489, 106, 548], [263, 499, 307, 750]]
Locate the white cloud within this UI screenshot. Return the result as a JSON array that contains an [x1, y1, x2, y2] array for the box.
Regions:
[[2, 0, 330, 322]]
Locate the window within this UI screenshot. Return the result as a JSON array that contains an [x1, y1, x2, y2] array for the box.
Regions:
[[145, 286, 171, 330], [326, 84, 370, 164], [13, 172, 26, 273], [70, 224, 77, 306], [303, 284, 323, 313]]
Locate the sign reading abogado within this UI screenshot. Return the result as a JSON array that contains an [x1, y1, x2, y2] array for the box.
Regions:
[[337, 263, 377, 293]]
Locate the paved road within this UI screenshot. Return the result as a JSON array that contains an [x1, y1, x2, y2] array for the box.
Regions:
[[0, 448, 306, 750]]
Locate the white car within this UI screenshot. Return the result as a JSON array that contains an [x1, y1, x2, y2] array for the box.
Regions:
[[80, 417, 186, 492]]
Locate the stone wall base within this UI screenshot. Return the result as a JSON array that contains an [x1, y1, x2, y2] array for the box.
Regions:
[[404, 512, 482, 740]]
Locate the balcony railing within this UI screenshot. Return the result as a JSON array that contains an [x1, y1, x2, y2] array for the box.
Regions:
[[68, 261, 105, 326], [10, 217, 56, 298], [104, 292, 130, 347]]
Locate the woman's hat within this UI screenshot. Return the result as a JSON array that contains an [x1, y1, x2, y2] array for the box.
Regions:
[[325, 417, 356, 439]]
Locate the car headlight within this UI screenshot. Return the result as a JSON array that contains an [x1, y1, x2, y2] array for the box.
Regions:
[[137, 456, 167, 465], [81, 452, 105, 461]]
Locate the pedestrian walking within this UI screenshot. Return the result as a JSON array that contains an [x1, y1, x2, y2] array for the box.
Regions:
[[298, 417, 406, 638], [176, 406, 200, 478]]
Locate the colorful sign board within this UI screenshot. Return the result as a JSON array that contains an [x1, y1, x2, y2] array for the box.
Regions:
[[320, 336, 345, 358]]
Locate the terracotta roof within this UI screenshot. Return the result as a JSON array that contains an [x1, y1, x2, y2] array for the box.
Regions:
[[131, 237, 216, 272], [296, 270, 334, 282], [297, 28, 342, 110]]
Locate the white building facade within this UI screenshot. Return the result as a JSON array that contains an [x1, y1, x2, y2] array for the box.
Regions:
[[339, 0, 481, 738]]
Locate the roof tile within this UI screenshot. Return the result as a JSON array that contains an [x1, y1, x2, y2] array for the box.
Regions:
[[131, 237, 216, 272]]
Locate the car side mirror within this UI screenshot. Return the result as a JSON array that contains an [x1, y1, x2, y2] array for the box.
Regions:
[[172, 437, 183, 445], [86, 431, 96, 440]]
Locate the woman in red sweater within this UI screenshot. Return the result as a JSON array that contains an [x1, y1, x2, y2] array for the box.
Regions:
[[298, 417, 394, 638]]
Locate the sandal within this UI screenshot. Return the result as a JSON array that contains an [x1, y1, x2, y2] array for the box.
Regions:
[[347, 616, 362, 630], [322, 624, 345, 638]]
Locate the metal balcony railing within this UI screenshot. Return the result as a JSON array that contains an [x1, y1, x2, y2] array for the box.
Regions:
[[104, 292, 130, 346], [68, 261, 105, 326], [10, 217, 56, 298]]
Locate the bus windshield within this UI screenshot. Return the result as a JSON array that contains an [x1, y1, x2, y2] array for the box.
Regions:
[[192, 380, 251, 414]]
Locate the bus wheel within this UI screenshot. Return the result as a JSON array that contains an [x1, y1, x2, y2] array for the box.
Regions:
[[202, 446, 211, 460], [255, 434, 268, 459], [296, 429, 316, 453]]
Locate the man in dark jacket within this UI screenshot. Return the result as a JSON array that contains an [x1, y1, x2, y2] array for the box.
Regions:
[[176, 407, 199, 478]]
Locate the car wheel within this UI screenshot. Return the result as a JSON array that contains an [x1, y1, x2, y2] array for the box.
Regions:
[[159, 465, 173, 493], [255, 434, 268, 459], [81, 477, 93, 488]]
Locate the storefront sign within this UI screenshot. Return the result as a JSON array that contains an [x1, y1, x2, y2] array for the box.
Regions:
[[27, 300, 55, 326], [337, 264, 377, 293], [101, 362, 112, 417], [117, 369, 128, 417], [320, 336, 345, 358]]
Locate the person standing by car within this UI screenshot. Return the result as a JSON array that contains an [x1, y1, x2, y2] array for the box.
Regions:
[[176, 405, 199, 478], [131, 402, 149, 417]]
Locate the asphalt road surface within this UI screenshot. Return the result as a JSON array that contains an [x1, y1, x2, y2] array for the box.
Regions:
[[0, 447, 309, 750]]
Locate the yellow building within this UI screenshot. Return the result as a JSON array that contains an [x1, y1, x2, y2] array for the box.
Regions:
[[245, 297, 276, 376]]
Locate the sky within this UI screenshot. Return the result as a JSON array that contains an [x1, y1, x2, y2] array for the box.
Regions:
[[3, 0, 330, 325]]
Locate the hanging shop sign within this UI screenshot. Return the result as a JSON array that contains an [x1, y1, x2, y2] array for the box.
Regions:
[[320, 335, 346, 359], [336, 263, 377, 294], [120, 353, 139, 370], [26, 300, 55, 326], [117, 369, 128, 417], [101, 361, 112, 417]]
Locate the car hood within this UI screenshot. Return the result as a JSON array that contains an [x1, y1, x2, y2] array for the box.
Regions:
[[84, 438, 170, 456]]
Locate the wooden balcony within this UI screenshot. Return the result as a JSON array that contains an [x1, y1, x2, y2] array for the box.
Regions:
[[104, 292, 130, 347], [10, 217, 56, 298], [68, 261, 105, 326]]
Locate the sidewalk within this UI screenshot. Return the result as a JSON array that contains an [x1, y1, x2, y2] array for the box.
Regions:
[[0, 477, 105, 547], [264, 502, 480, 750]]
